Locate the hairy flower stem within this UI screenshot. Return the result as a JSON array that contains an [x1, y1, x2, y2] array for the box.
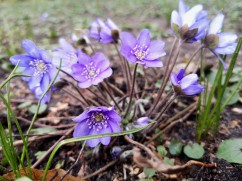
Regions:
[[87, 88, 112, 107], [124, 63, 138, 118], [156, 37, 177, 80], [114, 43, 131, 93], [67, 81, 91, 107], [184, 45, 204, 72], [60, 141, 86, 181], [146, 39, 182, 117], [143, 93, 176, 134], [101, 83, 122, 112]]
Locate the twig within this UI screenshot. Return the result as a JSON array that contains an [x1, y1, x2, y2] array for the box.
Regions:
[[86, 88, 112, 106], [81, 159, 118, 180], [146, 104, 197, 144]]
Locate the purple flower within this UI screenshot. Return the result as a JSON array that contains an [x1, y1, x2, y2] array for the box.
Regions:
[[73, 106, 121, 147], [171, 0, 209, 42], [89, 18, 119, 44], [10, 40, 58, 103], [71, 52, 112, 88], [135, 117, 151, 127], [52, 38, 79, 74], [204, 14, 238, 69], [120, 29, 166, 67], [170, 69, 203, 96]]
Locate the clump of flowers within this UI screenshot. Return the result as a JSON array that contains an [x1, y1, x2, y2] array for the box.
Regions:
[[171, 0, 209, 42], [73, 106, 121, 147], [89, 18, 120, 43], [10, 39, 58, 103], [120, 29, 166, 67], [71, 52, 112, 88], [170, 69, 203, 96]]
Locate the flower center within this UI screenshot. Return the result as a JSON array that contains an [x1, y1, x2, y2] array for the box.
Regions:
[[82, 62, 100, 80], [131, 44, 149, 60], [29, 59, 48, 76], [87, 113, 109, 132]]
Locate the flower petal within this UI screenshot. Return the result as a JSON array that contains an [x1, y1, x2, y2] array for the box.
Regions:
[[10, 55, 33, 67], [59, 38, 76, 52], [108, 120, 121, 132], [208, 14, 224, 35], [120, 46, 137, 63], [180, 74, 198, 89], [217, 32, 238, 48], [170, 72, 179, 86], [99, 126, 112, 145], [78, 81, 92, 88], [146, 40, 166, 60], [182, 84, 203, 95], [106, 18, 119, 30], [86, 129, 100, 147], [136, 29, 150, 47], [121, 32, 136, 49], [177, 69, 185, 81], [77, 52, 92, 65], [179, 0, 189, 16], [98, 68, 113, 79], [171, 10, 182, 28], [73, 111, 89, 122], [182, 5, 203, 27], [21, 40, 41, 59], [73, 122, 91, 137], [213, 43, 237, 55], [142, 59, 163, 68]]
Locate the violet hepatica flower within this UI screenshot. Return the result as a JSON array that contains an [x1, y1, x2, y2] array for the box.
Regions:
[[204, 14, 238, 69], [89, 18, 119, 43], [135, 117, 152, 127], [71, 52, 112, 88], [10, 40, 58, 103], [120, 29, 165, 67], [52, 38, 79, 74], [170, 69, 203, 96], [73, 106, 121, 147], [171, 0, 209, 42]]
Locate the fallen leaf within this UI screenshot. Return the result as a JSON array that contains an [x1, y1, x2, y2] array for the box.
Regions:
[[3, 168, 85, 181]]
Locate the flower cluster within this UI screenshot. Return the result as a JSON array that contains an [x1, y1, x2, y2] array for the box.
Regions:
[[10, 40, 58, 104], [8, 0, 238, 149], [73, 106, 121, 147]]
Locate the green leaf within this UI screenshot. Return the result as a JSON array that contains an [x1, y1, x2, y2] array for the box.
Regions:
[[35, 151, 47, 160], [163, 157, 174, 166], [169, 140, 183, 156], [216, 139, 242, 164], [143, 167, 156, 178], [222, 85, 240, 105], [30, 127, 57, 134], [18, 100, 32, 109], [184, 143, 204, 159], [157, 145, 167, 157], [28, 104, 47, 114]]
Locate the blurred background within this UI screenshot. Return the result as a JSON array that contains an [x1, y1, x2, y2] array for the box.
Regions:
[[0, 0, 241, 72]]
